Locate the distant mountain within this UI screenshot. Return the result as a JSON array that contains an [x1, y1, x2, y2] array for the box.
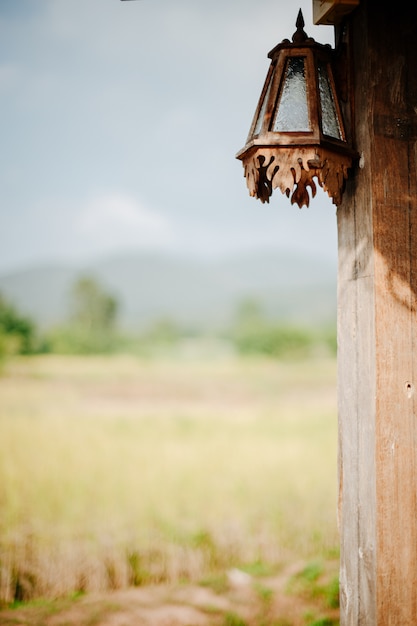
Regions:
[[0, 250, 336, 330], [0, 265, 78, 328]]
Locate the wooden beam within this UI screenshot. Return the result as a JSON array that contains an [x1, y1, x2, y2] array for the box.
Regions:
[[337, 0, 417, 623], [313, 0, 360, 26]]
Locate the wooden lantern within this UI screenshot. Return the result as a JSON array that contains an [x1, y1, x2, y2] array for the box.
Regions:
[[236, 10, 356, 208]]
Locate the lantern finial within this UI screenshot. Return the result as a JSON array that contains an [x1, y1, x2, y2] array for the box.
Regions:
[[292, 9, 308, 43]]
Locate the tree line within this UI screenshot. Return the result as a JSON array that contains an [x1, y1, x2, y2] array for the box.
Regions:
[[0, 276, 336, 363]]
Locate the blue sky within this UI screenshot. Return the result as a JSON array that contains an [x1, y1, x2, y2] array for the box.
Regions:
[[0, 0, 337, 272]]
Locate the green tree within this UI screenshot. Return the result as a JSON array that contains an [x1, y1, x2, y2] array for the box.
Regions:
[[49, 276, 119, 354], [231, 298, 314, 359], [0, 295, 37, 359], [71, 276, 118, 334]]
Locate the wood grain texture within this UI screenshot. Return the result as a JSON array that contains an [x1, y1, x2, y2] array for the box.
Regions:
[[337, 0, 417, 623]]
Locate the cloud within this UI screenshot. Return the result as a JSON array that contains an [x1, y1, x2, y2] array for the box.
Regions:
[[76, 193, 175, 253], [0, 0, 337, 274]]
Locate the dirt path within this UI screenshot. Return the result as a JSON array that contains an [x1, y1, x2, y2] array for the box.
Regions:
[[0, 567, 339, 626]]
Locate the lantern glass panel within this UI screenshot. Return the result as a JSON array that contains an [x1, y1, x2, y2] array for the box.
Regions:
[[273, 57, 310, 132], [318, 61, 342, 139], [253, 73, 273, 136]]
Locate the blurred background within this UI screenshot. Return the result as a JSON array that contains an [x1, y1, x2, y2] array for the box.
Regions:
[[0, 0, 337, 337], [0, 1, 340, 624]]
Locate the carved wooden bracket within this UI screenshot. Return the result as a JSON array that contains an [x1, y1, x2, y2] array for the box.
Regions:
[[240, 146, 352, 208]]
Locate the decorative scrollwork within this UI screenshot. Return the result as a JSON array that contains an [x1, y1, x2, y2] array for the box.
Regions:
[[241, 147, 352, 208]]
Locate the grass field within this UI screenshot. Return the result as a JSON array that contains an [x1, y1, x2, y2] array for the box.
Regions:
[[0, 350, 338, 611]]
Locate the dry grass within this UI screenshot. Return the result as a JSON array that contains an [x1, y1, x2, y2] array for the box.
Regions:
[[0, 351, 338, 604]]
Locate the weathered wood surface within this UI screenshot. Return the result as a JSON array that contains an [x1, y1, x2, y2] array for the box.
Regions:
[[337, 0, 417, 623]]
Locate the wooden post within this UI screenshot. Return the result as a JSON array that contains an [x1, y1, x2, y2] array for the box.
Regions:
[[337, 0, 417, 623]]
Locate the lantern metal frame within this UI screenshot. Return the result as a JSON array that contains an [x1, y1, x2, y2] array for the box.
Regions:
[[236, 10, 356, 208]]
